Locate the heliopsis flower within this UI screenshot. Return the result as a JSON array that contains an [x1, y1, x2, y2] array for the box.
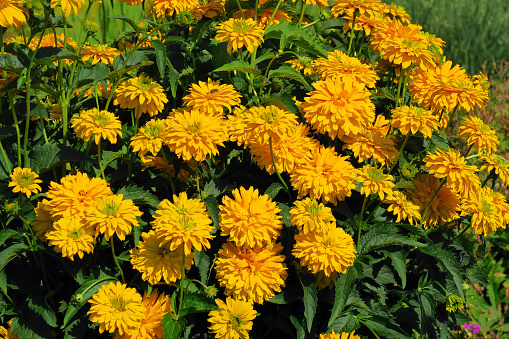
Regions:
[[290, 146, 357, 205], [215, 18, 264, 54], [51, 0, 85, 17], [408, 174, 460, 229], [423, 148, 480, 196], [342, 131, 398, 166], [219, 186, 282, 247], [46, 215, 95, 260], [290, 198, 335, 235], [208, 297, 257, 339], [80, 44, 121, 65], [88, 281, 145, 336], [480, 154, 509, 186], [445, 294, 464, 313], [303, 77, 375, 139], [384, 191, 421, 224], [8, 167, 42, 198], [461, 186, 509, 236], [313, 50, 379, 87], [0, 319, 19, 339], [70, 108, 122, 144], [285, 57, 315, 75], [0, 0, 29, 29], [379, 35, 437, 71], [149, 0, 199, 18], [293, 225, 356, 278], [342, 12, 384, 36], [391, 105, 438, 138], [459, 116, 499, 154], [46, 171, 113, 218], [234, 9, 291, 28], [130, 231, 194, 285], [30, 200, 55, 241], [381, 3, 411, 23], [356, 165, 395, 201], [250, 123, 318, 175], [29, 33, 78, 51], [320, 330, 361, 339], [118, 290, 172, 339], [130, 119, 167, 157], [215, 242, 287, 304], [182, 78, 241, 116], [164, 109, 228, 162], [82, 81, 113, 99], [85, 194, 142, 241], [330, 0, 382, 18], [190, 0, 225, 20], [153, 192, 214, 255], [114, 74, 168, 117]]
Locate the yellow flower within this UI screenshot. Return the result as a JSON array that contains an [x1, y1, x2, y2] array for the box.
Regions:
[[182, 78, 241, 116], [290, 198, 335, 235], [290, 145, 357, 205], [130, 118, 167, 157], [330, 0, 383, 18], [342, 130, 398, 166], [0, 319, 19, 339], [208, 297, 257, 339], [30, 200, 55, 241], [0, 0, 29, 29], [313, 50, 379, 87], [80, 44, 122, 65], [117, 290, 173, 339], [250, 123, 318, 175], [51, 0, 85, 17], [409, 174, 460, 229], [384, 191, 421, 224], [461, 186, 509, 236], [46, 171, 113, 218], [381, 3, 411, 24], [445, 294, 464, 313], [190, 0, 225, 20], [219, 186, 282, 247], [379, 35, 437, 71], [46, 214, 95, 260], [29, 33, 78, 51], [215, 242, 287, 304], [293, 225, 356, 279], [130, 231, 194, 285], [70, 108, 122, 145], [303, 77, 375, 139], [342, 11, 384, 36], [319, 330, 361, 339], [149, 0, 198, 18], [85, 194, 142, 241], [459, 116, 499, 155], [8, 167, 42, 198], [114, 74, 168, 118], [164, 108, 228, 162], [356, 165, 395, 200], [423, 148, 480, 196], [88, 281, 145, 336], [215, 18, 264, 54], [234, 9, 292, 29], [391, 105, 438, 138], [153, 192, 214, 255], [81, 81, 113, 99], [286, 57, 315, 76], [480, 154, 509, 186]]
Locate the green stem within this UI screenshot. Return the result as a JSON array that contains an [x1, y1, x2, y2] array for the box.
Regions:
[[298, 0, 306, 25], [357, 195, 369, 246], [195, 161, 201, 198], [110, 237, 125, 284], [178, 247, 186, 315], [388, 134, 410, 174], [463, 144, 474, 158], [0, 140, 11, 174], [399, 66, 412, 107], [347, 11, 357, 56], [235, 0, 245, 19], [452, 221, 471, 243], [9, 93, 21, 167], [358, 319, 381, 339], [97, 142, 105, 180], [269, 137, 291, 201], [265, 0, 284, 29], [160, 148, 176, 195], [394, 68, 406, 109], [420, 178, 447, 227]]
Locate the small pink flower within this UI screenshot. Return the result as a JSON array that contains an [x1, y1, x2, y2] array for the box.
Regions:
[[463, 323, 483, 334]]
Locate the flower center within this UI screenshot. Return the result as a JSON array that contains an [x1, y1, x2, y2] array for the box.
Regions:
[[138, 76, 154, 91], [93, 111, 110, 127], [305, 201, 320, 216], [187, 121, 202, 133], [146, 123, 162, 137], [367, 167, 384, 181], [230, 315, 243, 328], [178, 215, 195, 230], [111, 296, 127, 311], [102, 200, 120, 216], [70, 230, 81, 239], [481, 200, 495, 216], [232, 19, 252, 34], [19, 174, 33, 187]]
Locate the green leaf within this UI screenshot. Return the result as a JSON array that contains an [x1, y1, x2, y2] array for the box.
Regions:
[[289, 315, 305, 339], [168, 66, 179, 98], [277, 202, 291, 227], [299, 274, 317, 333], [361, 315, 412, 338], [179, 292, 218, 317], [194, 249, 211, 285], [357, 230, 424, 254], [11, 311, 55, 339], [203, 195, 220, 233], [214, 60, 261, 76], [151, 39, 167, 79], [265, 21, 328, 58], [267, 65, 312, 90], [253, 52, 277, 65], [430, 130, 449, 151], [93, 63, 111, 85], [268, 285, 300, 304], [110, 14, 139, 32], [328, 266, 357, 327], [61, 276, 117, 328], [0, 243, 29, 272], [264, 182, 283, 200], [30, 143, 93, 174], [0, 270, 7, 299], [162, 313, 186, 339], [28, 288, 58, 327], [327, 314, 359, 333], [384, 249, 407, 288], [0, 229, 22, 247], [0, 54, 24, 73], [117, 185, 160, 208]]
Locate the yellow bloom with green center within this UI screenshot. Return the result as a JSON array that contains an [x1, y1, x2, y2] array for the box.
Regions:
[[215, 18, 264, 54], [46, 214, 95, 260], [114, 74, 168, 118], [356, 164, 395, 201], [70, 108, 122, 145], [480, 154, 509, 187], [445, 294, 464, 313], [384, 191, 421, 225], [319, 329, 361, 339], [80, 44, 122, 65], [391, 105, 439, 138], [208, 297, 257, 339], [0, 0, 29, 29], [290, 197, 335, 235], [85, 194, 142, 241], [30, 199, 55, 241], [130, 118, 167, 157], [182, 78, 241, 116], [88, 281, 144, 336], [8, 167, 42, 198], [459, 115, 499, 154]]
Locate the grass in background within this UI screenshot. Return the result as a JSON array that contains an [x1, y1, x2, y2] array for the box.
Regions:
[[384, 0, 509, 75]]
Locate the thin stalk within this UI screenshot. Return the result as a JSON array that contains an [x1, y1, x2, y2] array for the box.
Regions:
[[97, 142, 106, 180], [298, 0, 306, 25], [358, 319, 381, 339], [235, 0, 245, 19], [452, 221, 471, 243], [394, 69, 406, 109], [388, 134, 410, 174], [269, 137, 291, 201], [9, 93, 21, 167], [463, 144, 473, 158], [0, 140, 11, 174], [178, 247, 186, 315], [195, 162, 201, 198], [265, 0, 284, 29], [357, 195, 369, 246], [110, 238, 125, 284], [160, 148, 176, 195], [420, 178, 447, 227], [347, 11, 358, 56], [399, 66, 412, 107]]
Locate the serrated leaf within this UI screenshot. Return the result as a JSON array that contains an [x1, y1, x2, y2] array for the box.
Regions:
[[0, 54, 24, 73], [361, 315, 412, 338], [264, 21, 328, 57], [11, 311, 55, 339], [0, 243, 29, 272], [151, 40, 167, 79], [299, 274, 317, 333], [358, 230, 424, 254], [93, 63, 111, 85], [110, 14, 139, 32], [264, 182, 283, 199], [117, 185, 160, 208], [253, 52, 277, 65], [162, 313, 186, 339], [289, 315, 305, 339], [0, 270, 7, 298], [28, 289, 58, 327], [214, 60, 261, 76], [29, 143, 92, 173], [430, 130, 449, 151], [0, 229, 22, 247], [203, 195, 220, 233], [385, 249, 407, 288], [194, 249, 211, 285], [168, 66, 179, 98], [179, 292, 218, 317], [277, 202, 291, 227], [328, 267, 357, 327], [267, 65, 312, 90], [327, 314, 359, 333]]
